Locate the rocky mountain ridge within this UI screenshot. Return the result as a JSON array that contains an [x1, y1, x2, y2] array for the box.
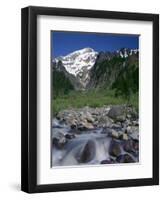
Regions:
[[52, 47, 139, 94]]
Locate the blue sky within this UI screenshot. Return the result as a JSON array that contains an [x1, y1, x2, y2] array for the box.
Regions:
[[51, 31, 139, 58]]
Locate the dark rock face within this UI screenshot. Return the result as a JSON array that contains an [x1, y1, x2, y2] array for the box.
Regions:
[[77, 140, 96, 163], [109, 140, 122, 157], [53, 48, 139, 91], [52, 60, 87, 91]]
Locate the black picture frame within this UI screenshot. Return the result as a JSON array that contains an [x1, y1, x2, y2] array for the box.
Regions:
[[21, 6, 159, 193]]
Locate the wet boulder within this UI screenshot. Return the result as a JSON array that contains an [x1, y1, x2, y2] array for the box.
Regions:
[[123, 139, 139, 153], [111, 123, 122, 131], [116, 154, 135, 163], [77, 140, 96, 163], [52, 130, 67, 149], [101, 127, 112, 136], [77, 122, 94, 131], [109, 140, 122, 157], [111, 129, 120, 139], [100, 159, 115, 164], [123, 139, 133, 153], [65, 132, 76, 139], [119, 133, 129, 141], [127, 126, 139, 140]]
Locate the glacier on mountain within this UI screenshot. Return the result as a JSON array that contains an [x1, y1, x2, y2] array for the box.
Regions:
[[54, 48, 98, 76]]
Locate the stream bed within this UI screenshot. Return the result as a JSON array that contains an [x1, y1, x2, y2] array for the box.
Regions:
[[52, 105, 139, 167]]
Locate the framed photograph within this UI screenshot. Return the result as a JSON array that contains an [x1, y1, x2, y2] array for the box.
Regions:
[[21, 6, 159, 193]]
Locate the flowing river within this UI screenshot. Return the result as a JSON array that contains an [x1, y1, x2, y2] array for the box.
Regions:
[[52, 118, 138, 167]]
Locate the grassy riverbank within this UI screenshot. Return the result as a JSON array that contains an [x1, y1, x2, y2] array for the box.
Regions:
[[52, 89, 138, 115]]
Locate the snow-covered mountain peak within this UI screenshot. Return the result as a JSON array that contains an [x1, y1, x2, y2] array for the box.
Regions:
[[66, 47, 95, 57], [55, 48, 98, 76]]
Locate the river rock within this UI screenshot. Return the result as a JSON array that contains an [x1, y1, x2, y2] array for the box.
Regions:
[[132, 120, 139, 126], [102, 128, 122, 138], [109, 140, 121, 157], [98, 115, 113, 127], [119, 133, 128, 141], [127, 114, 132, 119], [133, 139, 139, 151], [123, 133, 128, 140], [123, 119, 132, 127], [100, 159, 114, 164], [131, 110, 138, 119], [123, 139, 139, 153], [65, 118, 77, 127], [77, 140, 96, 163], [77, 122, 94, 131], [125, 106, 138, 119], [52, 130, 67, 149], [116, 154, 135, 163], [70, 124, 77, 129], [68, 129, 81, 135], [111, 123, 122, 131], [107, 105, 126, 122], [52, 119, 61, 128], [123, 139, 133, 153], [127, 126, 139, 140], [101, 127, 112, 136], [65, 132, 76, 139], [111, 129, 119, 139], [85, 112, 95, 123], [130, 132, 139, 140], [111, 129, 124, 139]]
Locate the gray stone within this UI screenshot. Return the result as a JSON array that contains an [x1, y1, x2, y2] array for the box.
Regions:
[[116, 154, 135, 163], [100, 159, 115, 164], [127, 114, 132, 119], [98, 115, 113, 127], [77, 140, 96, 163], [77, 122, 94, 131], [130, 132, 139, 140], [101, 127, 112, 136], [65, 132, 76, 139], [52, 130, 67, 149], [119, 133, 128, 140], [107, 105, 126, 122], [85, 112, 95, 123], [109, 140, 121, 157], [111, 129, 120, 139], [123, 139, 139, 153], [127, 126, 139, 140], [132, 120, 139, 126], [111, 123, 122, 131]]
